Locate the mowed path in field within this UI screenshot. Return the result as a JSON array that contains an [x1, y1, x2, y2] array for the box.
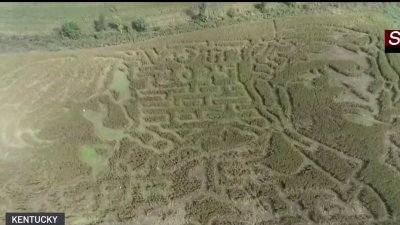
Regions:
[[1, 15, 400, 225]]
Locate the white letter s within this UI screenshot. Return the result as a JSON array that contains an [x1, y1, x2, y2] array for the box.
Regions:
[[389, 31, 400, 45]]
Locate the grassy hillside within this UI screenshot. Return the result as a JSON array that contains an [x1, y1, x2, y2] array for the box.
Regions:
[[0, 3, 394, 54], [0, 3, 192, 35], [0, 3, 257, 35]]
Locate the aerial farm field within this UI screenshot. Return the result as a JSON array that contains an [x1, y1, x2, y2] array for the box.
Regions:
[[1, 2, 400, 225]]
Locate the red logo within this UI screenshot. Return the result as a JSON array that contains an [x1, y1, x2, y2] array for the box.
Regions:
[[385, 30, 400, 53]]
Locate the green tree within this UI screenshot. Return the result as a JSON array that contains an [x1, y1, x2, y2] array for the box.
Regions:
[[255, 2, 267, 12], [132, 18, 148, 32], [123, 24, 132, 33], [94, 13, 107, 32], [112, 15, 124, 34], [196, 2, 208, 22], [198, 2, 207, 15], [227, 7, 239, 18], [61, 22, 81, 39]]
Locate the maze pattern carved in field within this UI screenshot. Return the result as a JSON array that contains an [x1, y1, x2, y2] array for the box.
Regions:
[[1, 17, 400, 225]]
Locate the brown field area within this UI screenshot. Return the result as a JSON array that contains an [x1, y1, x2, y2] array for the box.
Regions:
[[1, 4, 400, 225]]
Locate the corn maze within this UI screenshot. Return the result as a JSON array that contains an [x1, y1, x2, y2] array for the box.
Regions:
[[0, 15, 400, 225]]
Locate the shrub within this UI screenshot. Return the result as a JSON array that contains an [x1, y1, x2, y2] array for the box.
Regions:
[[108, 22, 119, 31], [196, 14, 208, 23], [227, 8, 239, 18], [195, 3, 208, 23], [110, 15, 124, 34], [198, 2, 207, 14], [283, 2, 296, 7], [254, 2, 266, 12], [301, 3, 311, 10], [185, 8, 197, 19], [60, 22, 81, 39], [132, 18, 148, 32], [123, 24, 132, 33], [94, 13, 107, 32]]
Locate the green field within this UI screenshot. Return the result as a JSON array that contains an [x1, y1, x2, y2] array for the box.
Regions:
[[0, 3, 193, 35]]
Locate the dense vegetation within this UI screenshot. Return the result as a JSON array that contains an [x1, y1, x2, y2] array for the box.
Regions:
[[60, 22, 81, 39]]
